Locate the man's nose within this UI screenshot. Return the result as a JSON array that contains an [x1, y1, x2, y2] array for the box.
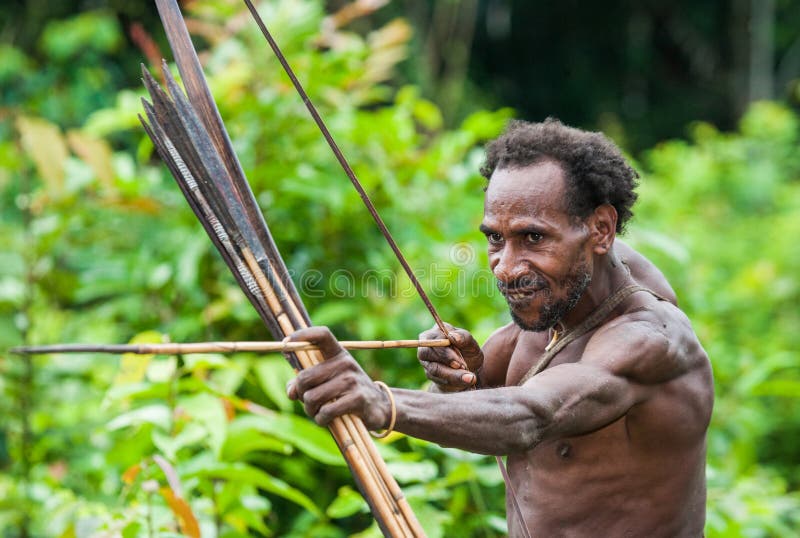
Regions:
[[492, 245, 528, 282]]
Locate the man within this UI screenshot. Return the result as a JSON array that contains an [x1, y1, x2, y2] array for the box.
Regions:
[[287, 119, 713, 537]]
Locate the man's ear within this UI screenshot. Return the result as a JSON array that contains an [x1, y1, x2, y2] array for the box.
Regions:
[[588, 204, 617, 255]]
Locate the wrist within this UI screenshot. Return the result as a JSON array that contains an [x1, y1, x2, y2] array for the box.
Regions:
[[370, 381, 396, 438]]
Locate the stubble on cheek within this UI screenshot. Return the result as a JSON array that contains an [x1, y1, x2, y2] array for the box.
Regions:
[[506, 261, 592, 332]]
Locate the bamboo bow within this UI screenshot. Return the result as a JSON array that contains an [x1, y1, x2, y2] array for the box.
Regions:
[[237, 4, 532, 538]]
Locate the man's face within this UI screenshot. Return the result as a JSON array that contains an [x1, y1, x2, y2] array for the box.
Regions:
[[480, 161, 592, 332]]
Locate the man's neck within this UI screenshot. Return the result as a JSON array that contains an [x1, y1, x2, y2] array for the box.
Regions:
[[560, 246, 632, 332]]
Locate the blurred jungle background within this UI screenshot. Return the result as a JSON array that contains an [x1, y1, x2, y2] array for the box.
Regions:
[[1, 0, 799, 536]]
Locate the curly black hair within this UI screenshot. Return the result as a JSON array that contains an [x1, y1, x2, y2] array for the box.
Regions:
[[480, 118, 639, 233]]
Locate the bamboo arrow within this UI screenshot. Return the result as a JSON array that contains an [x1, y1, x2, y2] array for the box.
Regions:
[[11, 339, 450, 355]]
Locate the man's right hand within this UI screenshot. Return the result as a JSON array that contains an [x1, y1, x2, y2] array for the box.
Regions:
[[418, 323, 483, 392]]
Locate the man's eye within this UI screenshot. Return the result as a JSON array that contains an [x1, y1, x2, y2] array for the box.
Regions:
[[487, 233, 503, 244], [526, 232, 543, 243]]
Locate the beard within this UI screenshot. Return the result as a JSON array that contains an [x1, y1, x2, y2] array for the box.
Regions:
[[500, 261, 592, 332]]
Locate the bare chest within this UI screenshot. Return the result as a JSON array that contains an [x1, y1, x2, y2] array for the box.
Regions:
[[504, 331, 592, 386]]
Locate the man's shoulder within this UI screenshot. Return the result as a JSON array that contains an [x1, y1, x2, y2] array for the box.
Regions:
[[616, 239, 679, 305], [586, 295, 709, 386]]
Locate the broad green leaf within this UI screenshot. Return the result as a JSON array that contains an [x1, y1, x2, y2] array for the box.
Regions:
[[209, 358, 248, 395], [326, 485, 368, 519], [407, 500, 451, 538], [106, 404, 171, 431], [223, 506, 271, 535], [474, 461, 504, 487], [146, 357, 178, 383], [385, 460, 438, 484], [461, 108, 514, 140], [230, 414, 344, 467], [221, 421, 292, 461], [178, 393, 228, 458], [104, 381, 171, 404], [486, 514, 509, 534], [152, 423, 208, 460], [183, 353, 231, 370], [253, 356, 296, 412], [186, 462, 322, 517]]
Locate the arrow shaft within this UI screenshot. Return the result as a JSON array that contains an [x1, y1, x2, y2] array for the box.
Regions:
[[11, 339, 451, 356]]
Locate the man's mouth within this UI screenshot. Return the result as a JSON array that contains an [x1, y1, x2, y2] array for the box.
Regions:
[[504, 287, 538, 301], [500, 285, 547, 307], [497, 276, 548, 307]]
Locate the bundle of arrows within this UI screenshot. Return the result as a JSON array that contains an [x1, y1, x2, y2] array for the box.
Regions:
[[138, 0, 426, 536]]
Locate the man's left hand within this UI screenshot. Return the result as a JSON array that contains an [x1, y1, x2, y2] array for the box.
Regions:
[[286, 326, 391, 430]]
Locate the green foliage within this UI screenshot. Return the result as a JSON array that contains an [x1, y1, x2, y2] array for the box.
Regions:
[[1, 0, 799, 536]]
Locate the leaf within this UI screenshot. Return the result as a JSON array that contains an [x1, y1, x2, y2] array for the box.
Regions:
[[160, 487, 201, 538], [106, 404, 171, 431], [474, 460, 504, 487], [406, 500, 451, 538], [486, 514, 509, 534], [0, 44, 32, 83], [16, 116, 68, 191], [66, 130, 115, 188], [326, 0, 390, 30], [208, 359, 248, 395], [114, 330, 165, 385], [0, 277, 25, 307], [152, 423, 208, 460], [229, 414, 344, 467], [178, 393, 228, 458], [412, 99, 443, 132], [185, 462, 323, 517], [154, 454, 184, 496], [364, 19, 411, 84], [221, 425, 292, 461], [326, 485, 368, 518], [83, 89, 144, 136], [224, 505, 272, 535], [629, 228, 690, 266], [253, 357, 296, 412], [183, 353, 231, 370], [460, 108, 514, 141], [385, 460, 438, 484], [121, 463, 141, 485], [146, 356, 178, 383]]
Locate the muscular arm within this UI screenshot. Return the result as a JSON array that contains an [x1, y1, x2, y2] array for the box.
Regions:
[[289, 317, 694, 456], [398, 312, 695, 454], [393, 361, 646, 455]]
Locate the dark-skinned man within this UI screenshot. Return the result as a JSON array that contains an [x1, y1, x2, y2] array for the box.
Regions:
[[287, 119, 714, 537]]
